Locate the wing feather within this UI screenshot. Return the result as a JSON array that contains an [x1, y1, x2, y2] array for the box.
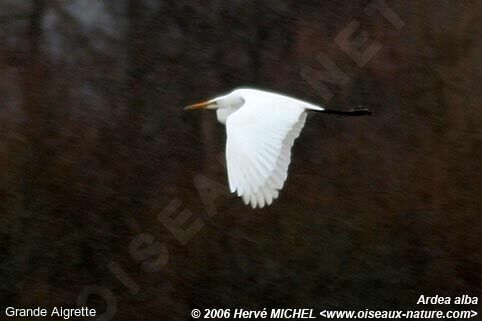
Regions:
[[225, 98, 308, 208]]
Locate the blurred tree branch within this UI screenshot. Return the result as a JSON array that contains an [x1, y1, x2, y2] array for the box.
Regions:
[[0, 14, 30, 23], [48, 0, 114, 51]]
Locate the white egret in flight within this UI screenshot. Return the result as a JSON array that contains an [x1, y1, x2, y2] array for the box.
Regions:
[[185, 88, 372, 208]]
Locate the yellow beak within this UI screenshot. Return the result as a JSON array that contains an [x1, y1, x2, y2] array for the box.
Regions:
[[184, 100, 213, 111]]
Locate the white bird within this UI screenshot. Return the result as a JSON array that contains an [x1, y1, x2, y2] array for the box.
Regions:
[[185, 88, 372, 209]]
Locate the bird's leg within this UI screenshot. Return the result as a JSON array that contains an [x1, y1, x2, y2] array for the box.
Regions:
[[321, 105, 374, 116]]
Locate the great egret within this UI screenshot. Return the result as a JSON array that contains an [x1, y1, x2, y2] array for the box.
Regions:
[[185, 88, 372, 208]]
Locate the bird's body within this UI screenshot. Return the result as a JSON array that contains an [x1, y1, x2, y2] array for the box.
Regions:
[[185, 88, 372, 208], [214, 89, 323, 124]]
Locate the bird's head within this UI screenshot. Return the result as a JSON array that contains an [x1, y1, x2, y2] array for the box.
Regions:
[[184, 91, 245, 111]]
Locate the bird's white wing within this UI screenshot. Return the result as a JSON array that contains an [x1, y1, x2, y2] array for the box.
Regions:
[[225, 98, 308, 208]]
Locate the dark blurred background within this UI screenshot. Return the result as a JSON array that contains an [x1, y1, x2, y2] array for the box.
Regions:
[[0, 0, 481, 320]]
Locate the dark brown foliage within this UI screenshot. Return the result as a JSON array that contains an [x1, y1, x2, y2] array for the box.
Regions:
[[0, 1, 480, 319]]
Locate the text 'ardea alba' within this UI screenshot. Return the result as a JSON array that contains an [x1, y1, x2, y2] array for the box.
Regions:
[[185, 88, 372, 209]]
